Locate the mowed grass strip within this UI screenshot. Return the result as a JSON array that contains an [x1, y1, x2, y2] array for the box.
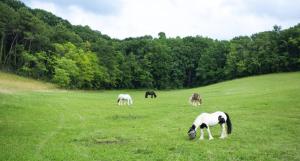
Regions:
[[0, 72, 300, 161]]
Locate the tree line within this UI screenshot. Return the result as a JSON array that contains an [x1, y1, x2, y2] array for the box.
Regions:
[[1, 0, 300, 89]]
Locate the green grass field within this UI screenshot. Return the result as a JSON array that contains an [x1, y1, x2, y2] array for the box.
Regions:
[[1, 72, 300, 161]]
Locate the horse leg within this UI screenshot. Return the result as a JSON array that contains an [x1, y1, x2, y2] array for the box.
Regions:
[[206, 126, 214, 140], [220, 123, 227, 139], [199, 129, 204, 140], [128, 99, 132, 105]]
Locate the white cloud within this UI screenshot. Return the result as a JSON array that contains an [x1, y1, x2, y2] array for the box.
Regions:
[[29, 0, 58, 14], [22, 0, 300, 40]]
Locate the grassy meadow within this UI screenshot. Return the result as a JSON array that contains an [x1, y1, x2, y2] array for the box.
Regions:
[[0, 71, 300, 161]]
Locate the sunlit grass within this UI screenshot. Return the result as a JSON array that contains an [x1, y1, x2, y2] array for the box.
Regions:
[[0, 72, 57, 92]]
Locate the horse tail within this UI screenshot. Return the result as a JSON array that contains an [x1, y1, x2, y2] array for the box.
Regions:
[[225, 112, 232, 134]]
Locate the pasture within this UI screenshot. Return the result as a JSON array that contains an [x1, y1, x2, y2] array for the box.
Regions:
[[0, 72, 300, 161]]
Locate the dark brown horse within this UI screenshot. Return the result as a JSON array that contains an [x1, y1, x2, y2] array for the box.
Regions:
[[145, 91, 157, 98]]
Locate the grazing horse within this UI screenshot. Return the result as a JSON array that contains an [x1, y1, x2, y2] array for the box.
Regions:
[[117, 94, 133, 105], [189, 93, 202, 106], [188, 111, 232, 140], [145, 91, 157, 98]]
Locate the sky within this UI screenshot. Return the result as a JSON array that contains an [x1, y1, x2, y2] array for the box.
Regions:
[[21, 0, 300, 40]]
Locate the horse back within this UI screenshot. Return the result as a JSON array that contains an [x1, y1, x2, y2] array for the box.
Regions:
[[192, 93, 200, 100]]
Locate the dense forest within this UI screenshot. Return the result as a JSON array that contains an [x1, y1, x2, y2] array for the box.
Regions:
[[1, 0, 300, 89]]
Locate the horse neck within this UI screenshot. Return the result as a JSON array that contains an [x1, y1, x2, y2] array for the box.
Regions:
[[193, 117, 204, 130]]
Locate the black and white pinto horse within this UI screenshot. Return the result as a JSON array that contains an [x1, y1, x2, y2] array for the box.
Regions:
[[145, 91, 157, 98], [188, 111, 232, 140], [117, 94, 133, 105], [189, 93, 202, 106]]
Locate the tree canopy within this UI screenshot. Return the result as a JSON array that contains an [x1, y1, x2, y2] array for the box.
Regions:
[[1, 0, 299, 89]]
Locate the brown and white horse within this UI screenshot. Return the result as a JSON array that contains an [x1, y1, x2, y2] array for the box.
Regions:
[[189, 93, 202, 106]]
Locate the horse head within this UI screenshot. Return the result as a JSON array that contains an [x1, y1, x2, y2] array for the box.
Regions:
[[188, 124, 196, 140]]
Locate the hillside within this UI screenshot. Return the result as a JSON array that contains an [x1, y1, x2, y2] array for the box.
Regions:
[[0, 71, 57, 92], [0, 72, 299, 160], [0, 72, 57, 93]]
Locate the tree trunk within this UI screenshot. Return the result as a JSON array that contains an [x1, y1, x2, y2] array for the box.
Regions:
[[0, 32, 5, 65], [4, 33, 18, 66], [28, 39, 32, 53], [14, 38, 18, 68]]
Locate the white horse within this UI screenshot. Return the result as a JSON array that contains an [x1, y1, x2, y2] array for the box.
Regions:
[[188, 111, 232, 140], [117, 94, 133, 105]]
